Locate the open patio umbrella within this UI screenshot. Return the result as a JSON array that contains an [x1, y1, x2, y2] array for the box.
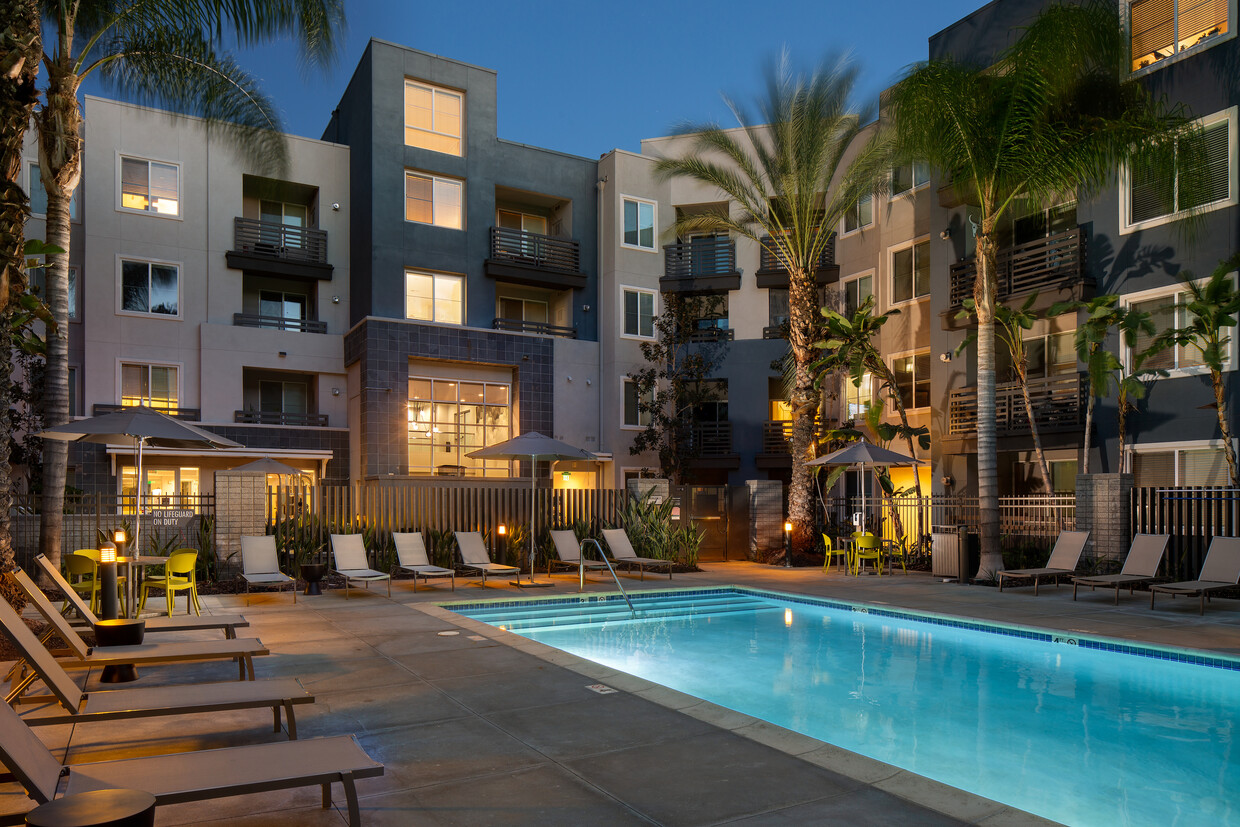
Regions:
[[807, 440, 922, 532], [229, 456, 305, 476], [39, 406, 242, 551], [467, 432, 596, 586]]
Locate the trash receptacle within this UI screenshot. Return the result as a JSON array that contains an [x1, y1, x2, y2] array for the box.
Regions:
[[931, 526, 960, 578]]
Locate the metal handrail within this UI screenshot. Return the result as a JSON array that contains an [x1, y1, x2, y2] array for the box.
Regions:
[[580, 538, 634, 615]]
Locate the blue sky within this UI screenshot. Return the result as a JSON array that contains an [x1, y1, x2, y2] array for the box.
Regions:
[[227, 0, 987, 157]]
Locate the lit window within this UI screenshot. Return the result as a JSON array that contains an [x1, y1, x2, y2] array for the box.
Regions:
[[844, 372, 873, 420], [892, 352, 931, 410], [404, 80, 463, 155], [623, 379, 653, 428], [1125, 108, 1234, 230], [623, 288, 655, 337], [405, 270, 463, 324], [844, 193, 872, 233], [891, 162, 930, 196], [120, 156, 179, 216], [120, 259, 179, 316], [121, 363, 178, 410], [405, 171, 463, 228], [1131, 0, 1229, 71], [842, 273, 873, 315], [622, 197, 656, 250], [891, 241, 930, 304], [408, 377, 511, 477]]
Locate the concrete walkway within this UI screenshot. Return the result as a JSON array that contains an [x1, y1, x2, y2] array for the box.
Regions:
[[3, 561, 1238, 825]]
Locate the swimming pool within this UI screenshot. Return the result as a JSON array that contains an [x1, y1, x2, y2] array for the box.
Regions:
[[450, 587, 1240, 827]]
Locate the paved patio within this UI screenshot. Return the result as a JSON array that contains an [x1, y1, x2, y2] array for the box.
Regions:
[[4, 561, 1239, 825]]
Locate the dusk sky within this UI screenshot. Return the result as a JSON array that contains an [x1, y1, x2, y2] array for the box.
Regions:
[[215, 0, 988, 157]]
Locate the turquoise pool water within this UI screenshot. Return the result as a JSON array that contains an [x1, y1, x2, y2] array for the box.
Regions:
[[451, 588, 1240, 827]]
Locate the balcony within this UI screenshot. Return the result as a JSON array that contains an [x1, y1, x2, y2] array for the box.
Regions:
[[233, 313, 327, 334], [92, 403, 201, 421], [763, 323, 788, 339], [946, 228, 1090, 325], [947, 373, 1087, 440], [484, 227, 585, 290], [661, 237, 741, 294], [754, 235, 839, 288], [680, 422, 737, 466], [492, 318, 577, 338], [234, 410, 328, 427], [226, 218, 332, 281], [686, 324, 734, 343]]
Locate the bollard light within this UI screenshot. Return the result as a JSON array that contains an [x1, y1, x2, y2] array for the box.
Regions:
[[100, 546, 116, 564], [783, 521, 793, 569], [98, 543, 119, 619], [497, 524, 506, 536]]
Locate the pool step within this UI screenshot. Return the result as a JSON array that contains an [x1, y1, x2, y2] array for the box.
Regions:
[[465, 595, 776, 633]]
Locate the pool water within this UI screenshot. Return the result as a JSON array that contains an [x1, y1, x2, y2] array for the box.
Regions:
[[452, 588, 1240, 827]]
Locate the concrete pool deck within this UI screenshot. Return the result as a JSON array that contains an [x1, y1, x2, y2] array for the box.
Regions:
[[3, 561, 1238, 825]]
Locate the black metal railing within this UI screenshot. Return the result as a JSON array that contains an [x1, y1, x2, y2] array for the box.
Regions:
[[234, 410, 328, 426], [233, 313, 327, 334], [492, 318, 577, 338], [681, 422, 733, 456], [763, 323, 788, 339], [949, 227, 1086, 308], [686, 325, 734, 343], [756, 234, 836, 276], [232, 218, 328, 266], [489, 227, 581, 274], [663, 236, 738, 280], [92, 403, 201, 421], [947, 373, 1087, 436], [762, 421, 793, 453]]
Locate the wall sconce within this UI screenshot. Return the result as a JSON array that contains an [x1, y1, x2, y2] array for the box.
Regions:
[[939, 228, 951, 240], [941, 476, 954, 488], [332, 388, 341, 396], [278, 351, 287, 358], [497, 525, 506, 536], [582, 305, 591, 312], [331, 203, 341, 211], [939, 352, 952, 363], [331, 295, 340, 304]]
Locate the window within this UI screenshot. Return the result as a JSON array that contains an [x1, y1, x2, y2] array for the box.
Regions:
[[842, 273, 873, 315], [28, 162, 79, 220], [260, 380, 308, 415], [260, 201, 308, 248], [1123, 281, 1236, 375], [119, 259, 179, 317], [1131, 441, 1233, 486], [405, 171, 463, 229], [68, 366, 79, 417], [891, 240, 930, 304], [259, 290, 308, 322], [1125, 108, 1234, 230], [119, 156, 179, 216], [892, 352, 931, 410], [622, 197, 656, 250], [121, 465, 200, 502], [623, 288, 655, 337], [623, 379, 653, 428], [690, 380, 728, 423], [405, 271, 463, 324], [497, 297, 548, 324], [1131, 0, 1229, 71], [404, 80, 463, 155], [844, 372, 873, 420], [891, 162, 930, 196], [996, 331, 1076, 382], [29, 266, 78, 320], [121, 363, 178, 410], [768, 288, 790, 327], [407, 377, 510, 477], [844, 193, 872, 233], [686, 294, 729, 339]]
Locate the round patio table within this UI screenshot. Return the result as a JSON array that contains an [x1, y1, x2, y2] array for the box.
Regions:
[[93, 619, 145, 683], [25, 788, 156, 826]]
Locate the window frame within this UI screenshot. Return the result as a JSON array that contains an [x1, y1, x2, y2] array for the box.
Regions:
[[841, 192, 873, 236], [1120, 276, 1238, 378], [1129, 0, 1236, 76], [117, 360, 182, 411], [842, 371, 873, 421], [841, 270, 875, 316], [116, 256, 182, 320], [620, 195, 658, 252], [621, 286, 657, 339], [27, 161, 80, 222], [888, 237, 932, 308], [116, 153, 181, 219], [403, 78, 464, 156], [622, 377, 653, 430], [407, 375, 512, 478], [888, 348, 932, 413], [404, 170, 464, 229], [890, 162, 930, 198], [1128, 438, 1239, 483], [404, 269, 465, 325], [1120, 106, 1237, 234], [29, 265, 79, 321]]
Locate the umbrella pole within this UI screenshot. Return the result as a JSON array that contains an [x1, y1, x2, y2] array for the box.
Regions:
[[515, 454, 554, 588], [133, 437, 144, 553]]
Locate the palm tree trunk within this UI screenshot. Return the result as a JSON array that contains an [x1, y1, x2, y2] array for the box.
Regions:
[[974, 229, 1001, 579], [787, 266, 820, 555], [36, 45, 82, 571], [1081, 351, 1096, 475], [1212, 369, 1238, 485], [1117, 390, 1128, 474], [1017, 366, 1055, 493]]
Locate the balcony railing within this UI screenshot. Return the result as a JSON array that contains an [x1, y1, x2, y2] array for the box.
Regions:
[[232, 218, 328, 266], [755, 234, 838, 286], [233, 313, 327, 334], [763, 421, 793, 453], [234, 410, 328, 427], [489, 227, 581, 274], [685, 324, 734, 343], [663, 236, 738, 280], [680, 422, 733, 457], [947, 373, 1087, 437], [492, 318, 577, 338], [949, 228, 1086, 308], [92, 403, 200, 421], [763, 323, 788, 339]]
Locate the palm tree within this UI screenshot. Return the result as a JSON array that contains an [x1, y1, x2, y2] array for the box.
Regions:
[[1, 0, 40, 311], [653, 52, 890, 551], [888, 1, 1198, 577], [34, 0, 345, 567]]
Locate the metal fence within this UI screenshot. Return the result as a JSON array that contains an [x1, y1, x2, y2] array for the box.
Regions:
[[1131, 486, 1240, 579]]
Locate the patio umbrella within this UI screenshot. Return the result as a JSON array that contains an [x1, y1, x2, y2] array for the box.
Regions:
[[230, 456, 308, 477], [38, 406, 242, 551], [807, 440, 922, 532], [467, 432, 596, 586]]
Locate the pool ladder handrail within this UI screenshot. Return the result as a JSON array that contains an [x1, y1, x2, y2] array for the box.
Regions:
[[580, 538, 635, 616]]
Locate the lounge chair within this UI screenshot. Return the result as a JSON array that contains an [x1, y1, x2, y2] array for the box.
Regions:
[[35, 554, 250, 638], [5, 568, 267, 685], [0, 698, 382, 826], [601, 528, 673, 580], [548, 530, 610, 580], [1072, 534, 1170, 604], [0, 595, 312, 736], [393, 532, 455, 591], [330, 534, 391, 599], [240, 535, 297, 605], [1149, 536, 1240, 615], [996, 530, 1089, 595], [455, 531, 519, 587]]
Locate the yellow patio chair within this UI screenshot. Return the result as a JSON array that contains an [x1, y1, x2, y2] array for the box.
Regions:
[[888, 536, 910, 575], [138, 549, 201, 617], [852, 532, 882, 576], [62, 553, 101, 615], [70, 549, 126, 616], [822, 534, 850, 573]]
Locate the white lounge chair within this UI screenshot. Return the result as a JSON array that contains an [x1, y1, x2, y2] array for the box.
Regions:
[[240, 535, 296, 605], [996, 530, 1089, 595], [330, 534, 391, 599], [1149, 536, 1240, 614], [1072, 534, 1170, 604], [548, 530, 610, 580], [393, 532, 455, 591], [601, 528, 673, 580], [455, 531, 519, 587]]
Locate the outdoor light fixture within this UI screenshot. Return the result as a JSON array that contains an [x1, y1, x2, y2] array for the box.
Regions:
[[939, 352, 952, 363], [783, 521, 793, 569], [99, 544, 119, 619], [497, 525, 506, 536], [940, 228, 951, 240], [100, 546, 116, 564], [332, 388, 341, 396]]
